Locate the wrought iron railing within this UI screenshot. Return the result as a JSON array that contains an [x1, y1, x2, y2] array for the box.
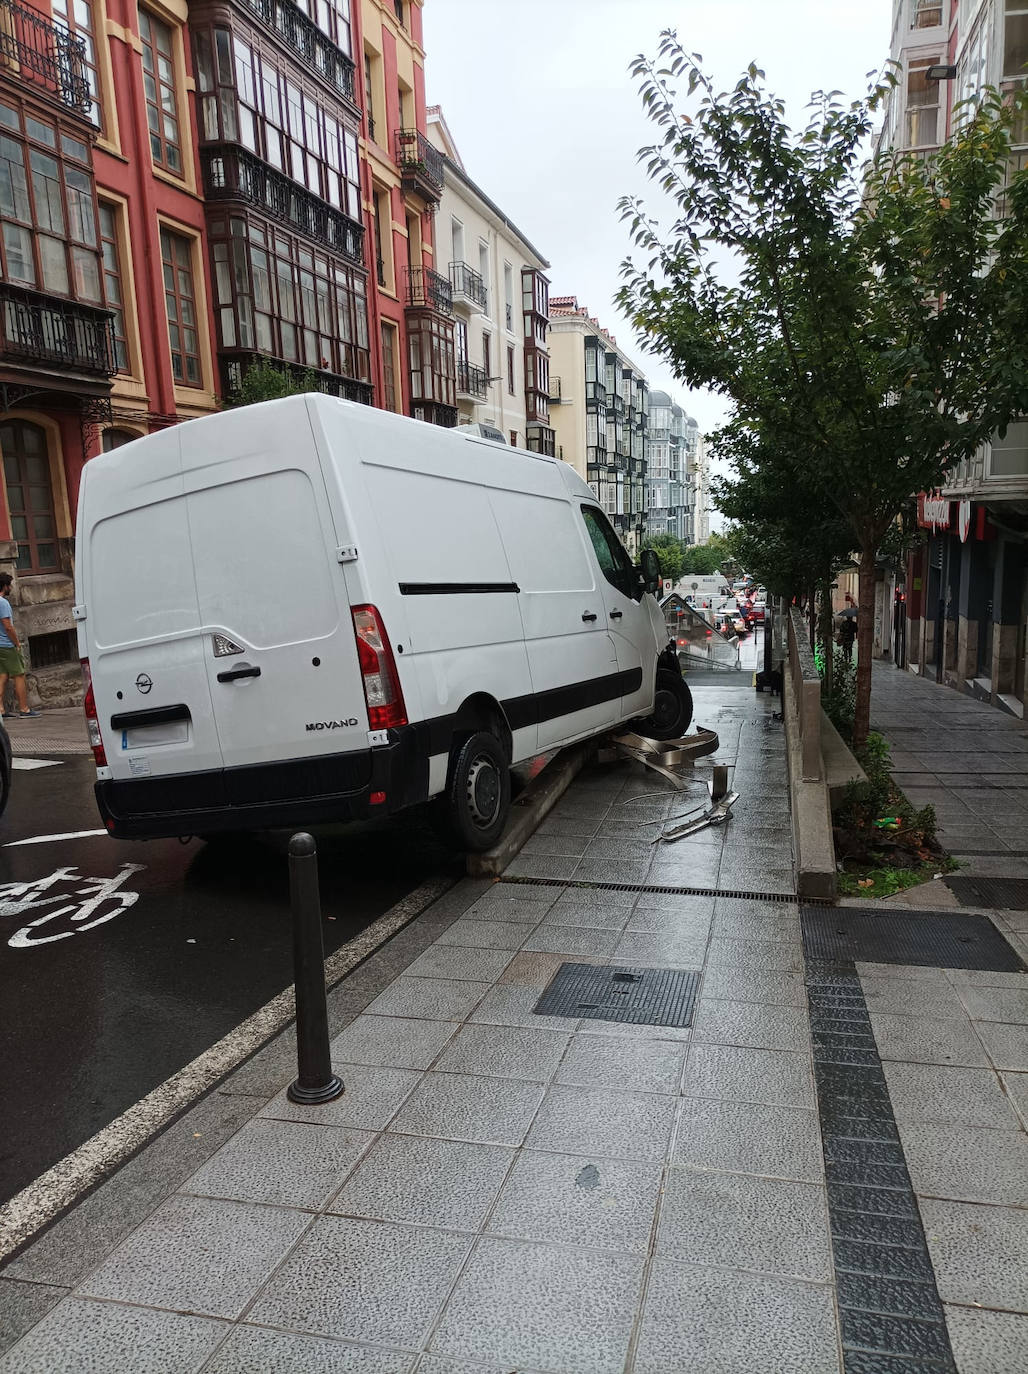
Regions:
[[449, 260, 487, 310], [0, 282, 115, 376], [405, 264, 452, 314], [394, 127, 444, 194], [201, 146, 364, 264], [0, 0, 91, 114], [238, 0, 357, 105], [456, 359, 487, 399]]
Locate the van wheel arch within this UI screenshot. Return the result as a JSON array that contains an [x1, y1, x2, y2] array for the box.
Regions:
[[447, 693, 513, 769], [435, 695, 512, 853]]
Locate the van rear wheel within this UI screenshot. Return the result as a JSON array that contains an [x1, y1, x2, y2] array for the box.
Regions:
[[442, 730, 511, 853], [634, 668, 694, 741]]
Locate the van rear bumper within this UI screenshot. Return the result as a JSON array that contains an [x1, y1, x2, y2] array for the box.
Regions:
[[95, 734, 429, 839]]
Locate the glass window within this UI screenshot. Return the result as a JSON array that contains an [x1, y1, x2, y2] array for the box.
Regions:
[[139, 9, 182, 174], [580, 506, 635, 597], [1007, 3, 1028, 79], [0, 421, 59, 573], [160, 227, 202, 386], [912, 0, 943, 27], [99, 202, 130, 372], [52, 0, 103, 129], [381, 320, 398, 412], [907, 58, 941, 145], [102, 428, 140, 451], [507, 345, 515, 394]]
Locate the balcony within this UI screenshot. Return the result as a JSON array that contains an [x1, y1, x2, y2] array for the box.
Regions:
[[0, 0, 91, 116], [394, 128, 444, 204], [586, 380, 606, 404], [223, 352, 372, 406], [238, 0, 358, 109], [1, 282, 115, 378], [548, 376, 563, 403], [201, 146, 364, 264], [449, 261, 487, 313], [405, 264, 452, 314], [456, 359, 487, 400], [526, 424, 555, 457]]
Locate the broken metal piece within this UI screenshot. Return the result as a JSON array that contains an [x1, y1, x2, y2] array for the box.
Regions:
[[658, 790, 739, 844], [607, 726, 720, 790]]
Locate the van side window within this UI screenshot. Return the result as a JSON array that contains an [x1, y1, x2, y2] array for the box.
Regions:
[[581, 506, 635, 598]]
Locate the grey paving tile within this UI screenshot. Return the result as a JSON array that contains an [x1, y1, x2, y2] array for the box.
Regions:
[[1000, 1069, 1028, 1122], [433, 919, 536, 950], [525, 1084, 677, 1162], [624, 906, 713, 938], [433, 1023, 571, 1082], [657, 1168, 831, 1281], [854, 961, 950, 983], [330, 1016, 459, 1070], [945, 968, 1028, 990], [899, 1121, 1028, 1206], [859, 976, 969, 1019], [430, 1237, 644, 1374], [248, 1216, 470, 1348], [519, 831, 592, 857], [464, 887, 559, 918], [186, 1119, 374, 1209], [0, 1298, 227, 1374], [520, 925, 621, 957], [634, 891, 717, 915], [388, 1071, 544, 1146], [329, 1134, 513, 1231], [414, 1358, 519, 1374], [260, 1064, 423, 1132], [539, 898, 633, 932], [957, 985, 1028, 1023], [683, 1043, 815, 1109], [572, 1017, 692, 1042], [401, 946, 514, 983], [700, 965, 807, 1006], [921, 1198, 1028, 1311], [486, 1149, 662, 1254], [78, 1195, 309, 1318], [672, 1098, 823, 1181], [944, 1304, 1028, 1374], [574, 857, 653, 884], [504, 853, 583, 881], [608, 931, 707, 967], [467, 982, 576, 1031], [554, 1033, 686, 1094], [634, 1260, 838, 1374], [204, 1326, 414, 1373], [0, 1278, 66, 1355], [713, 909, 801, 943], [498, 950, 603, 989], [883, 1062, 1019, 1129], [976, 1020, 1028, 1070], [692, 998, 809, 1053], [705, 936, 804, 971], [869, 1012, 989, 1067]]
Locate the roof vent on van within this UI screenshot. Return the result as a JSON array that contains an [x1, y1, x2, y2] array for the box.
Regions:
[[457, 422, 506, 443]]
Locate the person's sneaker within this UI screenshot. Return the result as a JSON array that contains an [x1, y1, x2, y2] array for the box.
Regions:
[[17, 709, 40, 718]]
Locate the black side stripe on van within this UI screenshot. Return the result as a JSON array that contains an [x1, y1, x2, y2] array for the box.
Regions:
[[110, 703, 191, 731], [398, 582, 520, 596]]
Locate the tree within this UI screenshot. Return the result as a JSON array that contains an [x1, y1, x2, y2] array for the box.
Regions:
[[225, 358, 319, 408], [618, 35, 1028, 746], [642, 532, 686, 583]]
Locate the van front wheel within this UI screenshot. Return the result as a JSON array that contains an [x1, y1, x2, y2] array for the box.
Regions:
[[442, 731, 511, 852], [634, 669, 694, 741]]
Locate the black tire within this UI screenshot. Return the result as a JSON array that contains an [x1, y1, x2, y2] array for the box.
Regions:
[[440, 730, 511, 852], [634, 668, 694, 741]]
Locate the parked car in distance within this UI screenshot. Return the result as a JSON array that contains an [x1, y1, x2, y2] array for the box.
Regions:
[[750, 602, 766, 624]]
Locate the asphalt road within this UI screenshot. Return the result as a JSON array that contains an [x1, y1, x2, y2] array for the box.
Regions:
[[0, 754, 457, 1208]]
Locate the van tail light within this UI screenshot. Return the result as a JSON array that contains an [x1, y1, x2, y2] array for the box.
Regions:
[[351, 605, 407, 730], [80, 657, 107, 767]]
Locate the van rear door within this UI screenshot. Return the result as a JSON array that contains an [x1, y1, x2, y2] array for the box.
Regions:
[[178, 406, 370, 787]]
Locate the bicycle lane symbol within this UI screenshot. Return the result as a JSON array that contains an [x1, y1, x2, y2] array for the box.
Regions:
[[0, 865, 146, 948]]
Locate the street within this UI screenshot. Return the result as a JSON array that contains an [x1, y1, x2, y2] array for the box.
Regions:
[[0, 746, 458, 1210]]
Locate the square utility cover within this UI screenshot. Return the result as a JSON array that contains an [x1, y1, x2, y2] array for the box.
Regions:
[[534, 962, 699, 1028], [800, 907, 1025, 973]]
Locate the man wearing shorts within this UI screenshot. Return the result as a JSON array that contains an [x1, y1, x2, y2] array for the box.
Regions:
[[0, 572, 39, 719]]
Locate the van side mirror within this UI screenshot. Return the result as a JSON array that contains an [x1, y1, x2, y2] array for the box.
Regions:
[[640, 549, 661, 596]]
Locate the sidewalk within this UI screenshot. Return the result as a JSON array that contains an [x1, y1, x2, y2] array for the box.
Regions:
[[0, 670, 1027, 1373], [2, 708, 91, 757]]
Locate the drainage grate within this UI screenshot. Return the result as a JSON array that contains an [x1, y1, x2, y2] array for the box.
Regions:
[[501, 875, 813, 905], [945, 876, 1028, 910], [801, 907, 1025, 973], [534, 962, 699, 1028]]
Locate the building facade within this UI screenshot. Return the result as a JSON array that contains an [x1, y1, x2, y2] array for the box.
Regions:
[[425, 107, 553, 453], [882, 0, 1028, 714], [547, 297, 648, 554], [645, 391, 698, 542]]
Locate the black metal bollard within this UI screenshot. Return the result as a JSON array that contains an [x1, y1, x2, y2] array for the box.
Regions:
[[286, 833, 344, 1105]]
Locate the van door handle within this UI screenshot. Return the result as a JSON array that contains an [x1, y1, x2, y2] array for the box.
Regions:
[[609, 610, 623, 620], [581, 612, 598, 622], [217, 665, 261, 683]]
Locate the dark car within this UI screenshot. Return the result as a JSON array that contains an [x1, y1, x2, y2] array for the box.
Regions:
[[0, 719, 10, 817]]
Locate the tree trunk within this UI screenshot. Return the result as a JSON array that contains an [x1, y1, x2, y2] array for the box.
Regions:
[[853, 546, 877, 750], [819, 576, 835, 700]]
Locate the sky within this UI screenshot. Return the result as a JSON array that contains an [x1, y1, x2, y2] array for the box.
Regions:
[[421, 0, 894, 438]]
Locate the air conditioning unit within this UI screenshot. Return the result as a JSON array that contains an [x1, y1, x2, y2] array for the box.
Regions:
[[457, 422, 506, 443]]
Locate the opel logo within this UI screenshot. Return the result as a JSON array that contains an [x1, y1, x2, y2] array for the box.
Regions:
[[136, 673, 153, 695]]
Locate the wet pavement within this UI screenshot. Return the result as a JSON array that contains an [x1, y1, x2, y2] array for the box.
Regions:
[[0, 753, 456, 1208]]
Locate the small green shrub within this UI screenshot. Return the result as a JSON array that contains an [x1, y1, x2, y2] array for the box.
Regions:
[[822, 648, 856, 742]]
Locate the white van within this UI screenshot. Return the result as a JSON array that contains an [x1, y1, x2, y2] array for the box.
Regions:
[[75, 396, 692, 850]]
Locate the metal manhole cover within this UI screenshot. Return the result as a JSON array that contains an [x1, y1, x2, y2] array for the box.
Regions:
[[801, 907, 1025, 972], [945, 876, 1028, 911], [534, 962, 699, 1028]]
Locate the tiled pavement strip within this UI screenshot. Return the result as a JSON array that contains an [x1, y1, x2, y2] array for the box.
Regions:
[[1, 667, 1028, 1370]]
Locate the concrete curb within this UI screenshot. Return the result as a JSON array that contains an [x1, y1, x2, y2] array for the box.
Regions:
[[466, 740, 598, 879], [782, 671, 838, 902]]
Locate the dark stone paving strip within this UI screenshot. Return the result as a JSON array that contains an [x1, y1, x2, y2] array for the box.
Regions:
[[804, 962, 958, 1374]]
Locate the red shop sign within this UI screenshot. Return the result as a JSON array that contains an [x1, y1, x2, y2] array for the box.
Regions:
[[917, 491, 951, 531]]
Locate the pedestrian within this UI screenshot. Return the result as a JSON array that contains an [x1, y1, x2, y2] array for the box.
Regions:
[[0, 573, 40, 720], [837, 595, 858, 662]]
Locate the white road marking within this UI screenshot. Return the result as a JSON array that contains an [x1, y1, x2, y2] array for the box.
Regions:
[[4, 829, 107, 847], [0, 874, 454, 1260], [11, 758, 62, 771]]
